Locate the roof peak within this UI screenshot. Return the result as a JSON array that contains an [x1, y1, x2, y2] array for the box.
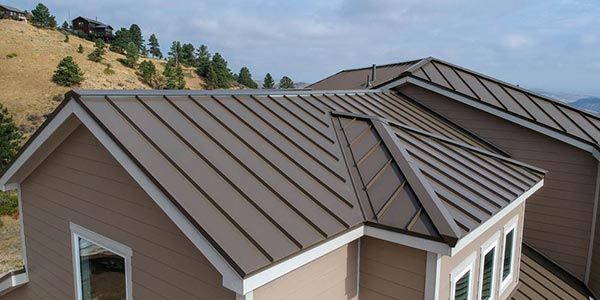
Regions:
[[69, 88, 385, 98]]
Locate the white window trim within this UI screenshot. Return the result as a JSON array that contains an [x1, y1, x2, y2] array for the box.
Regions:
[[450, 252, 476, 300], [70, 222, 133, 300], [478, 232, 500, 300], [499, 216, 519, 293]]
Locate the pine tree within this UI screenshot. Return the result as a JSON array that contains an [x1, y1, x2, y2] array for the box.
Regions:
[[31, 3, 57, 28], [279, 76, 294, 89], [262, 73, 274, 89], [61, 21, 69, 31], [169, 41, 182, 66], [163, 59, 185, 89], [180, 43, 196, 67], [52, 56, 84, 86], [129, 24, 145, 53], [123, 42, 140, 68], [138, 60, 159, 88], [195, 45, 211, 77], [209, 53, 232, 88], [87, 39, 106, 62], [110, 28, 131, 54], [77, 44, 84, 53], [237, 67, 257, 88], [0, 103, 22, 169], [148, 34, 162, 59]]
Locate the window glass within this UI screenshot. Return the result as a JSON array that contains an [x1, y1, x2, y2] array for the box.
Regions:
[[502, 230, 514, 280], [79, 237, 126, 300], [481, 248, 496, 299], [454, 271, 470, 300]]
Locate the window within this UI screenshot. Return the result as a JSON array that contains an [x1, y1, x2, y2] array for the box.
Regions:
[[451, 253, 476, 300], [499, 217, 518, 292], [478, 234, 500, 300], [71, 223, 132, 300]]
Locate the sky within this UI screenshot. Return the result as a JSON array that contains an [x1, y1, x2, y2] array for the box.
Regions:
[[8, 0, 600, 96]]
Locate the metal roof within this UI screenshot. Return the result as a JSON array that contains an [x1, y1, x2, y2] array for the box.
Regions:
[[510, 244, 592, 300], [27, 89, 544, 277], [0, 4, 25, 13], [310, 57, 600, 150], [73, 16, 112, 28]]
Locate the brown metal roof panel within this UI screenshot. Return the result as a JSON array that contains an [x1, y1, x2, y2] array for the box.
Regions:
[[420, 64, 453, 90], [81, 97, 271, 274], [432, 62, 478, 99], [529, 97, 591, 140], [557, 107, 600, 144], [478, 78, 532, 118]]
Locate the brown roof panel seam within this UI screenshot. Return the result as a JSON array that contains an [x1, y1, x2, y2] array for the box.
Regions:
[[499, 85, 539, 121], [282, 95, 330, 127], [137, 95, 304, 250], [103, 95, 275, 262], [266, 95, 335, 143], [523, 93, 568, 132]]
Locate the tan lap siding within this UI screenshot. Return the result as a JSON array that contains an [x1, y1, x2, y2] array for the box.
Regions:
[[590, 165, 600, 292], [4, 125, 234, 300], [253, 241, 358, 300], [359, 237, 427, 300], [399, 85, 596, 280]]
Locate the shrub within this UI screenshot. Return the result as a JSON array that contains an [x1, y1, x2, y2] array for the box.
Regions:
[[138, 60, 159, 87], [77, 44, 84, 53], [5, 53, 17, 59], [87, 39, 106, 62], [122, 42, 139, 68], [64, 34, 69, 43], [52, 56, 84, 86], [103, 64, 115, 75], [0, 192, 18, 216]]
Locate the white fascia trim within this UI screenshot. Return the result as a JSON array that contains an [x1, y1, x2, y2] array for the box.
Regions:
[[236, 291, 253, 300], [0, 272, 28, 296], [0, 101, 79, 191], [17, 185, 27, 274], [388, 77, 597, 155], [478, 232, 501, 300], [364, 226, 450, 255], [499, 216, 519, 294], [425, 252, 441, 300], [450, 179, 543, 256], [450, 251, 477, 300]]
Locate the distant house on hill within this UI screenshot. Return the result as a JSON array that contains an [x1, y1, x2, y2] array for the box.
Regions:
[[72, 16, 113, 41], [0, 4, 27, 21]]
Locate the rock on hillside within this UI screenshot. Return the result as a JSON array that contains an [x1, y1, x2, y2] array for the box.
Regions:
[[0, 19, 205, 136]]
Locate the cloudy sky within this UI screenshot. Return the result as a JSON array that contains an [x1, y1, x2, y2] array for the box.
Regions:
[[8, 0, 600, 95]]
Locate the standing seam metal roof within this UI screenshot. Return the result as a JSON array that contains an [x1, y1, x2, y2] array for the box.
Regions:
[[44, 89, 545, 277]]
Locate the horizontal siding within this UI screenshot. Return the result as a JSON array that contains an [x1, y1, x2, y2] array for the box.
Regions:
[[359, 237, 426, 300], [589, 166, 600, 294], [253, 241, 358, 300], [400, 84, 597, 280], [4, 126, 234, 300]]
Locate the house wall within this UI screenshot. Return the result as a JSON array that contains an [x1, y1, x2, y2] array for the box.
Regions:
[[439, 202, 525, 300], [399, 84, 598, 280], [253, 240, 358, 300], [3, 125, 235, 300], [589, 164, 600, 293], [358, 236, 427, 300]]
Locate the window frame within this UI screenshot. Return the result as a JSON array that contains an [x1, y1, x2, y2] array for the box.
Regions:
[[450, 252, 477, 300], [499, 216, 519, 293], [478, 232, 500, 300], [70, 222, 133, 300]]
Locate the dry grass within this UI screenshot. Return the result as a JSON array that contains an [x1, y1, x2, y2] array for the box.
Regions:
[[0, 19, 205, 136], [0, 215, 22, 275]]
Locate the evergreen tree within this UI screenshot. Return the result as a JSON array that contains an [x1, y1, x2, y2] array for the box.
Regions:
[[77, 44, 84, 53], [262, 73, 274, 89], [138, 60, 159, 88], [169, 41, 182, 66], [163, 59, 185, 89], [31, 3, 57, 28], [180, 43, 196, 67], [279, 76, 294, 89], [87, 39, 106, 62], [237, 67, 257, 88], [61, 21, 69, 30], [129, 24, 145, 53], [148, 34, 162, 59], [122, 42, 140, 68], [208, 53, 231, 88], [52, 56, 84, 86], [0, 103, 22, 169], [195, 45, 211, 77], [110, 28, 131, 54]]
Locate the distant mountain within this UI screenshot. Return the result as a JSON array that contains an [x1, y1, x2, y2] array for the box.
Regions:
[[569, 97, 600, 115]]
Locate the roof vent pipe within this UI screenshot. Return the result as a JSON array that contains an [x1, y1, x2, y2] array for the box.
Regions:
[[371, 64, 376, 82], [366, 75, 372, 88]]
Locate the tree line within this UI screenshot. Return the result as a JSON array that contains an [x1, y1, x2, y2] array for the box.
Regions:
[[31, 2, 295, 90]]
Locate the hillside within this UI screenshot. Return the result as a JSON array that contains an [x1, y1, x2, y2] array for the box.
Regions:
[[0, 19, 206, 136], [570, 97, 600, 115]]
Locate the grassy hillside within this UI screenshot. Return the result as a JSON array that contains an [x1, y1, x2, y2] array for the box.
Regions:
[[0, 19, 206, 136]]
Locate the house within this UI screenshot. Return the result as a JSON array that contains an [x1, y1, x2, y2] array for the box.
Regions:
[[0, 86, 553, 299], [310, 57, 600, 298], [71, 16, 113, 40], [0, 4, 27, 21]]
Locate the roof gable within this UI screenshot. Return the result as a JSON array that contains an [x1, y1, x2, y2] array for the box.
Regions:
[[0, 4, 25, 13]]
